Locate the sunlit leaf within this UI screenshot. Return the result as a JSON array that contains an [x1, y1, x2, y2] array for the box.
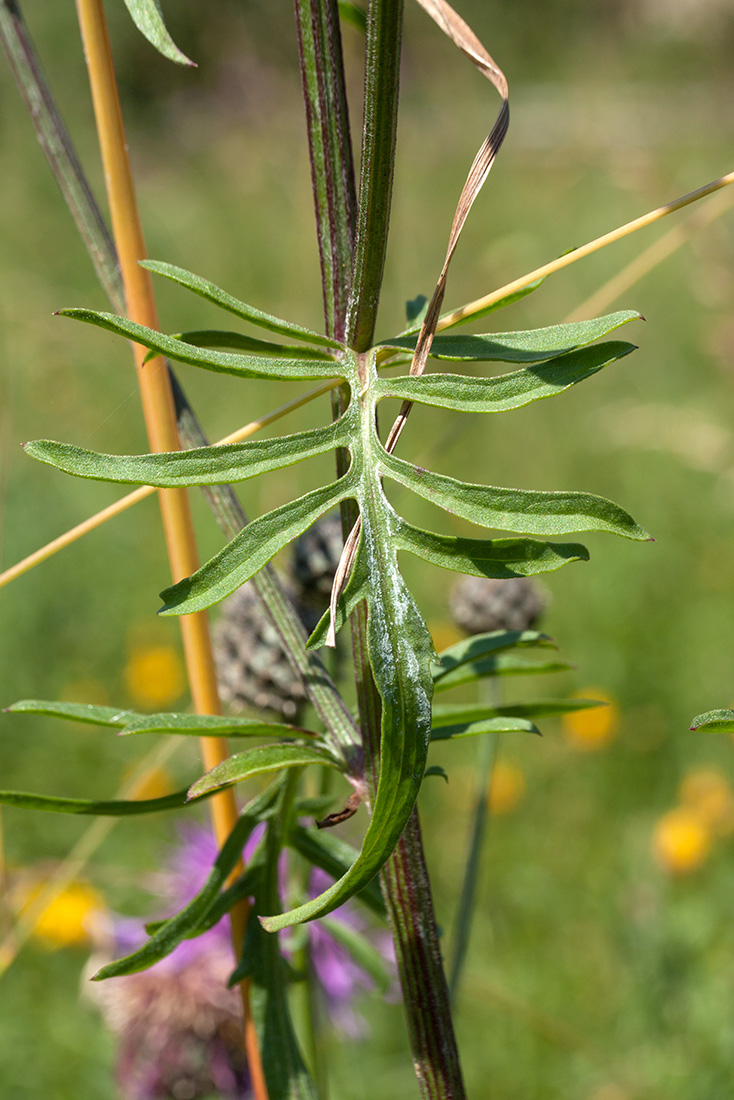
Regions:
[[141, 260, 343, 349], [381, 450, 650, 540], [432, 630, 555, 683], [0, 787, 208, 815], [122, 0, 194, 66], [395, 519, 589, 578], [434, 652, 574, 693], [159, 476, 356, 615], [25, 418, 350, 487], [375, 341, 635, 413], [431, 715, 540, 739], [173, 329, 332, 358], [58, 309, 343, 382], [690, 709, 734, 732], [188, 744, 341, 799], [380, 311, 640, 362]]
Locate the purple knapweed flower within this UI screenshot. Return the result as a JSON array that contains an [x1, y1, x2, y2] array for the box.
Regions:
[[89, 819, 394, 1099]]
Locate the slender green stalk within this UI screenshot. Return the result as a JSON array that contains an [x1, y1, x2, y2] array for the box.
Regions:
[[345, 0, 404, 350], [449, 731, 500, 998], [294, 0, 357, 342], [0, 0, 122, 309], [293, 1, 466, 1093]]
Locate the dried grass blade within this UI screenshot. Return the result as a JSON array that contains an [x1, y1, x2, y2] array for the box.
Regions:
[[384, 0, 509, 454]]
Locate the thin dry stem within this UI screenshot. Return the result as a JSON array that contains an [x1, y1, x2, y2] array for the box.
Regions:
[[74, 2, 265, 1092], [440, 169, 734, 330]]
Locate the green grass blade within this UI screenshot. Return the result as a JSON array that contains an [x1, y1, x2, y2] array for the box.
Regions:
[[375, 341, 636, 412], [141, 260, 343, 348]]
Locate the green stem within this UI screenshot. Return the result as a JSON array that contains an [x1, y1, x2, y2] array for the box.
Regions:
[[346, 0, 404, 351], [0, 0, 122, 309], [294, 0, 357, 342]]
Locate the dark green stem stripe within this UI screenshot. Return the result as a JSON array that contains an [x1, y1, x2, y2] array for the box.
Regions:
[[346, 0, 404, 350]]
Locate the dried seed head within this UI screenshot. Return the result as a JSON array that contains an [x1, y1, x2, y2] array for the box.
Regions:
[[212, 582, 306, 721], [449, 576, 546, 636]]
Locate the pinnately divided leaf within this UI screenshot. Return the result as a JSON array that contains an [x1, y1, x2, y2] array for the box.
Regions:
[[46, 267, 647, 931]]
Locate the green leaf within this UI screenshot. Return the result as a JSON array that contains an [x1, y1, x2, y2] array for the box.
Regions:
[[119, 713, 314, 739], [173, 329, 332, 358], [5, 699, 134, 727], [438, 276, 546, 329], [0, 787, 207, 815], [432, 630, 555, 682], [395, 519, 589, 578], [690, 709, 734, 732], [122, 0, 195, 66], [431, 715, 541, 739], [93, 785, 278, 979], [159, 476, 355, 615], [375, 341, 636, 413], [188, 744, 341, 799], [232, 778, 319, 1100], [381, 450, 651, 541], [380, 311, 641, 362], [434, 652, 574, 693], [5, 699, 309, 740], [287, 825, 386, 918], [58, 309, 344, 382], [25, 418, 350, 488], [338, 0, 367, 32], [432, 698, 604, 725], [140, 261, 343, 349], [424, 765, 449, 782], [262, 509, 436, 931]]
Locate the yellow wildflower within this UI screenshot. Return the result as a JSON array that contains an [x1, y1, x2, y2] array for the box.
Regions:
[[489, 760, 526, 815], [679, 768, 734, 836], [19, 881, 104, 949], [562, 689, 619, 751], [124, 644, 186, 708], [652, 807, 712, 875]]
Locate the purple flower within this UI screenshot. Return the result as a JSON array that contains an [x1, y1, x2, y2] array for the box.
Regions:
[[90, 820, 394, 1099]]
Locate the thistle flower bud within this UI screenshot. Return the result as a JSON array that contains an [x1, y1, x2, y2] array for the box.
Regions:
[[449, 576, 546, 635]]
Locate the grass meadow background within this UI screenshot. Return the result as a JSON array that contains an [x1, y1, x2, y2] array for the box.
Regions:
[[1, 2, 734, 1097]]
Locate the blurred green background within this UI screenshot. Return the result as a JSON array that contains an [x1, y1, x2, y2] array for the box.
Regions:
[[1, 1, 734, 1098]]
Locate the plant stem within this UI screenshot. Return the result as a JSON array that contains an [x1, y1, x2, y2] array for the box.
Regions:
[[294, 0, 357, 342], [73, 2, 265, 1093], [0, 0, 123, 311], [346, 0, 404, 350]]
